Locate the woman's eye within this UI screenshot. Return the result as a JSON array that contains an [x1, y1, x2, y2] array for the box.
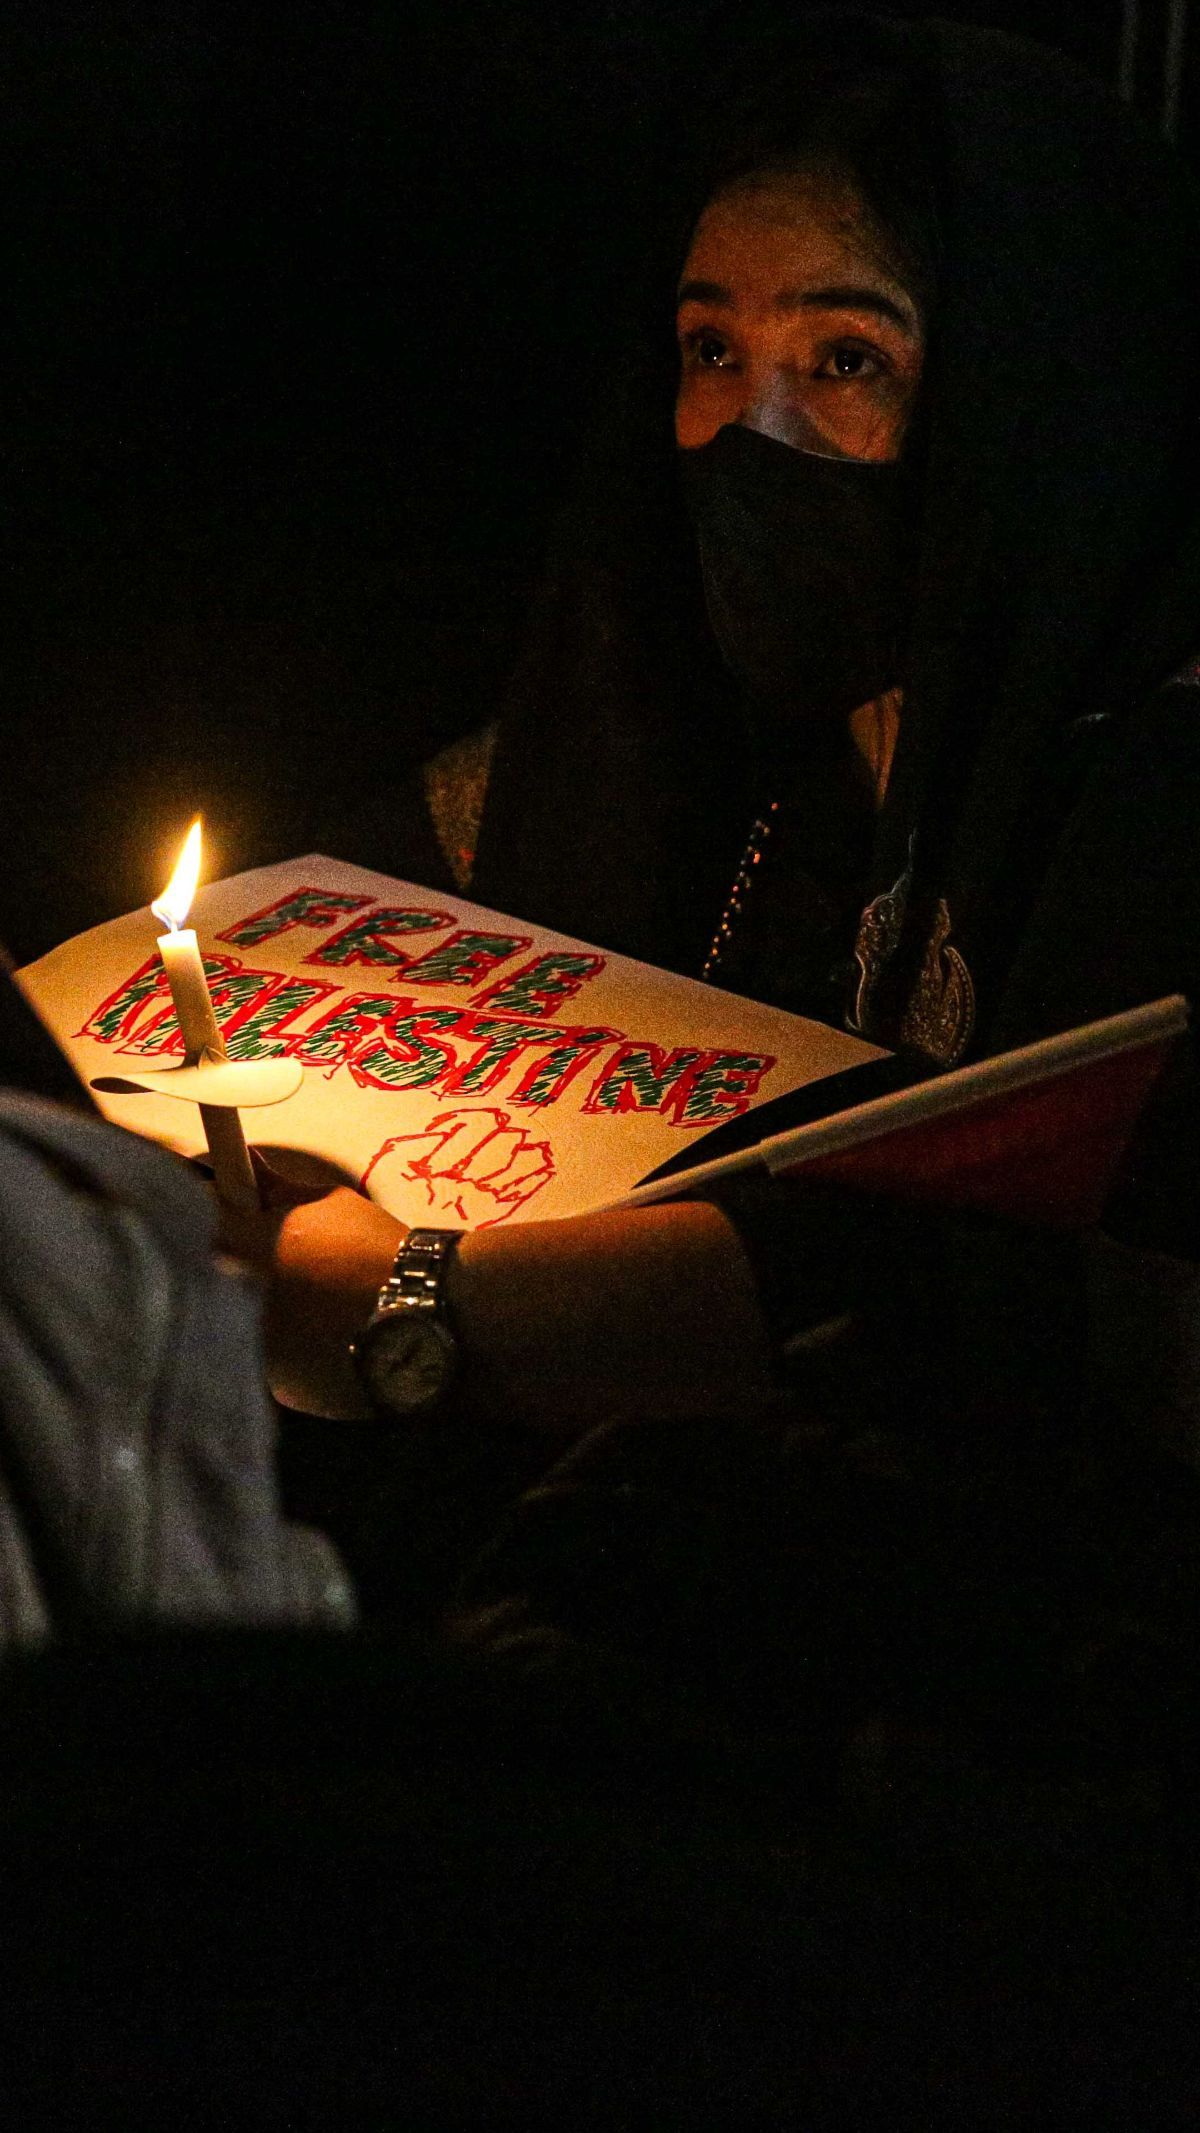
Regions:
[[685, 329, 735, 370], [819, 343, 887, 381]]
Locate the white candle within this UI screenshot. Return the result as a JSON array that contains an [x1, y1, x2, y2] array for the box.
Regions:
[[153, 821, 259, 1208], [156, 926, 224, 1058]]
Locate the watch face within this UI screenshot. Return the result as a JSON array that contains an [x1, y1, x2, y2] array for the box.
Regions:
[[358, 1311, 457, 1416]]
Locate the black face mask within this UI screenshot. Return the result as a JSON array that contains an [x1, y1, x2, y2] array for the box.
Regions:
[[679, 423, 911, 741]]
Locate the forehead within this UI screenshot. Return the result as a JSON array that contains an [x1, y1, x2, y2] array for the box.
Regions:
[[682, 175, 906, 300]]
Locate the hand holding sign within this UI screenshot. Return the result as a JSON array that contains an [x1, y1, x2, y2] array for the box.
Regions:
[[362, 1107, 556, 1228]]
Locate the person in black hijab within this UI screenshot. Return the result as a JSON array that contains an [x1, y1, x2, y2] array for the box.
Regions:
[[240, 11, 1200, 1437], [131, 31, 1200, 2109]]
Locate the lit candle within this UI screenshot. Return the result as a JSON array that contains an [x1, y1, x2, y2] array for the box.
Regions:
[[152, 819, 259, 1207]]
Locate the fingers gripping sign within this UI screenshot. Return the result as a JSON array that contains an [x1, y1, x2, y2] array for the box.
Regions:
[[362, 1107, 556, 1228]]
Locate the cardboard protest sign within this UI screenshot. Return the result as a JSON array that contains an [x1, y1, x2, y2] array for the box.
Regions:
[[17, 856, 881, 1227]]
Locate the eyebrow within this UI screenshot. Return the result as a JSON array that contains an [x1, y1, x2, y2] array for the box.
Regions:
[[676, 278, 917, 336]]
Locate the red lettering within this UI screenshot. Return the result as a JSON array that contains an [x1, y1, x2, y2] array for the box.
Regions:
[[583, 1042, 775, 1125], [475, 952, 606, 1017], [398, 930, 530, 988], [303, 905, 452, 970], [218, 886, 372, 949], [583, 1042, 703, 1119], [437, 1015, 560, 1097], [508, 1027, 622, 1106]]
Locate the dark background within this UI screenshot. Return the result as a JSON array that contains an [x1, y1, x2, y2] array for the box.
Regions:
[[3, 1, 1194, 957]]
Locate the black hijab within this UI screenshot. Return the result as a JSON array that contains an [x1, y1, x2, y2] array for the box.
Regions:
[[472, 14, 1200, 1078]]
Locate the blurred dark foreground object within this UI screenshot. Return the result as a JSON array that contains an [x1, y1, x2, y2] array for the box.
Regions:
[[0, 1085, 352, 1643], [0, 1618, 1199, 2126]]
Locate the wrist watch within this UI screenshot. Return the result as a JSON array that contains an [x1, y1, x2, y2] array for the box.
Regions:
[[350, 1228, 464, 1418]]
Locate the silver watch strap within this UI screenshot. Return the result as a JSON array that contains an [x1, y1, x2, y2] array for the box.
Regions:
[[373, 1227, 462, 1320]]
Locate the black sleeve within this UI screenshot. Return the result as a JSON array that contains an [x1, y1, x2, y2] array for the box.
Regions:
[[988, 683, 1200, 1260], [700, 683, 1200, 1427], [703, 1167, 1088, 1431]]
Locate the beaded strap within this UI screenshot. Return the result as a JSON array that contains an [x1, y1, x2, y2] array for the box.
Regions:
[[702, 799, 781, 982]]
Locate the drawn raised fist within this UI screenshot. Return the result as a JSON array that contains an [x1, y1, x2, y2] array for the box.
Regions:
[[361, 1106, 555, 1228]]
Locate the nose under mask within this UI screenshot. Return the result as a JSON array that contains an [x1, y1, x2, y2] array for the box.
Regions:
[[678, 422, 912, 744]]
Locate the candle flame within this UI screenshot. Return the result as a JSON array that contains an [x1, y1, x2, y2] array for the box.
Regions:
[[152, 818, 203, 932]]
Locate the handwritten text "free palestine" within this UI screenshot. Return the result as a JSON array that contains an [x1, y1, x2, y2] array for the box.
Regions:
[[82, 886, 776, 1128]]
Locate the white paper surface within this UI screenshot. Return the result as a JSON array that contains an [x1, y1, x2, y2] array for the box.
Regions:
[[17, 855, 881, 1228]]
